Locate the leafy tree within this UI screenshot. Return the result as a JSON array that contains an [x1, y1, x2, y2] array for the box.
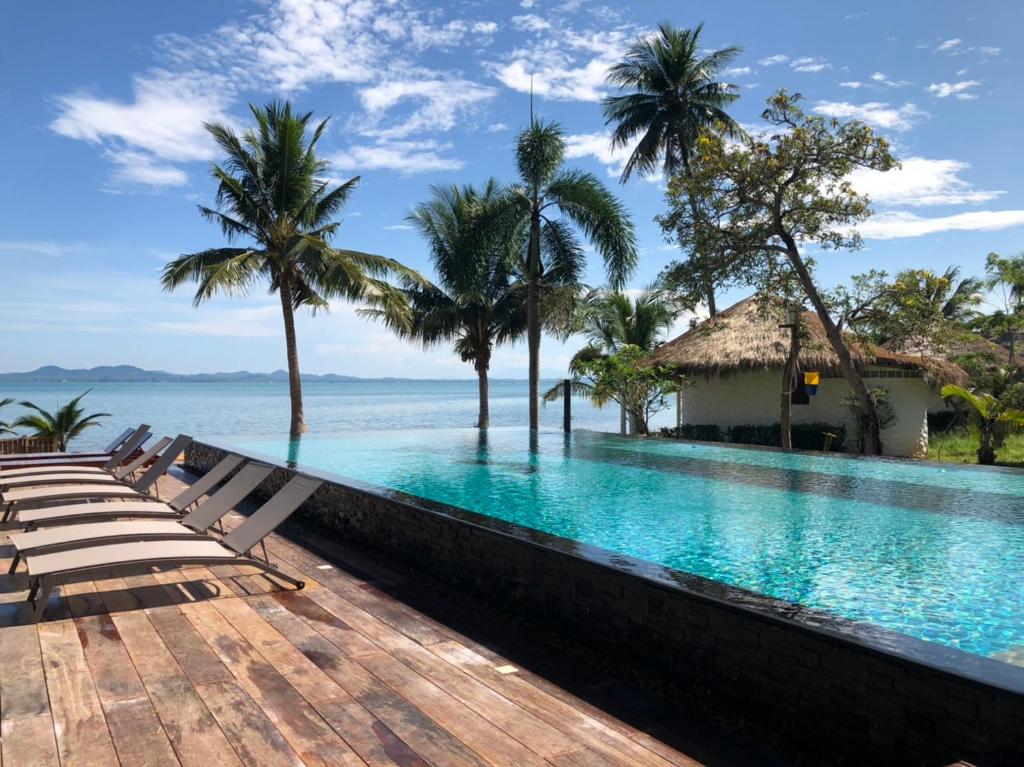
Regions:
[[842, 387, 897, 454], [12, 390, 109, 450], [500, 119, 637, 431], [564, 345, 678, 435], [363, 181, 526, 428], [604, 21, 742, 316], [941, 383, 1024, 465], [161, 101, 419, 438], [660, 91, 898, 454], [833, 267, 982, 351]]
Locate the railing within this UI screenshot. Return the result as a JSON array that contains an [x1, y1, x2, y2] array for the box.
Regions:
[[0, 436, 60, 455]]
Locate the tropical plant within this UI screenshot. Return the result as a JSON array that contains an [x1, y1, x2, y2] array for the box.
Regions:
[[841, 387, 897, 454], [544, 282, 681, 429], [499, 119, 637, 431], [660, 91, 899, 454], [975, 252, 1024, 365], [0, 397, 16, 435], [563, 345, 678, 435], [940, 383, 1024, 465], [362, 180, 526, 428], [604, 21, 742, 316], [161, 101, 419, 438], [12, 390, 109, 450]]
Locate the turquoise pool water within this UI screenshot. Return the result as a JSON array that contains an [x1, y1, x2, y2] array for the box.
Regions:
[[235, 428, 1024, 664]]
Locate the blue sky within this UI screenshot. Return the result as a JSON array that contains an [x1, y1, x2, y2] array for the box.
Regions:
[[1, 0, 1022, 378]]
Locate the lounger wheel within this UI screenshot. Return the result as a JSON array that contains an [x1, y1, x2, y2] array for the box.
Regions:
[[296, 581, 305, 590]]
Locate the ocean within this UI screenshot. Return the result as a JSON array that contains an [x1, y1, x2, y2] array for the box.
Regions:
[[0, 380, 675, 451]]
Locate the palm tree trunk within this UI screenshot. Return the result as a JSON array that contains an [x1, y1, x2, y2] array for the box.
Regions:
[[527, 207, 542, 431], [781, 236, 882, 455], [278, 278, 307, 439], [979, 423, 996, 465], [780, 321, 800, 449], [476, 350, 490, 429]]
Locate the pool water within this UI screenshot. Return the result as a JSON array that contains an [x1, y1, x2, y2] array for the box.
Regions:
[[235, 428, 1024, 664]]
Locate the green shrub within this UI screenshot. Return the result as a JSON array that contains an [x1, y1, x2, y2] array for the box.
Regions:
[[660, 422, 846, 451], [659, 424, 724, 441]]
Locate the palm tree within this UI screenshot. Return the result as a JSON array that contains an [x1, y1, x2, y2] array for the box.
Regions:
[[161, 101, 419, 438], [12, 390, 109, 450], [502, 119, 638, 431], [362, 181, 527, 428], [545, 282, 681, 432], [940, 383, 1024, 465], [0, 397, 16, 436], [603, 21, 742, 316]]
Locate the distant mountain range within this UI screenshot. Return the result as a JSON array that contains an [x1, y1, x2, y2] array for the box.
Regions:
[[0, 365, 528, 384]]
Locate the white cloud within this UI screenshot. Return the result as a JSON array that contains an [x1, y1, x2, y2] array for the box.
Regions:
[[511, 14, 551, 31], [758, 54, 789, 66], [473, 21, 499, 34], [151, 305, 282, 338], [927, 80, 981, 100], [486, 122, 509, 132], [330, 141, 463, 174], [357, 77, 496, 138], [859, 210, 1024, 239], [871, 72, 886, 82], [491, 27, 632, 102], [0, 241, 96, 257], [840, 81, 863, 89], [383, 224, 415, 231], [520, 0, 536, 6], [848, 157, 1003, 207], [723, 66, 752, 77], [812, 100, 927, 131], [563, 131, 660, 183], [979, 46, 1001, 56], [105, 150, 188, 188], [936, 38, 961, 52], [790, 57, 830, 73]]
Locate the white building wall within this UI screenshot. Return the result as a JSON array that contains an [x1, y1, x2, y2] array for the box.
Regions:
[[680, 370, 931, 457]]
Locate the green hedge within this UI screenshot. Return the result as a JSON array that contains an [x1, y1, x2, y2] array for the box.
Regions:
[[659, 422, 847, 452]]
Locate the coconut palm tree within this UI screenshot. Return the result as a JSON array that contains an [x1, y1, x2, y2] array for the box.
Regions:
[[362, 181, 527, 428], [161, 101, 419, 438], [501, 119, 637, 431], [940, 383, 1024, 465], [603, 21, 742, 316], [12, 390, 109, 450]]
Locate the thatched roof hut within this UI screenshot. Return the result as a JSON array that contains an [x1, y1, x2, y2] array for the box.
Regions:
[[646, 296, 967, 387]]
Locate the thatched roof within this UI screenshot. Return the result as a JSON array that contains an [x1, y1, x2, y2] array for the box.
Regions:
[[645, 296, 968, 386]]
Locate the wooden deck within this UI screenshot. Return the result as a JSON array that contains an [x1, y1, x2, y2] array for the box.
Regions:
[[0, 472, 710, 767]]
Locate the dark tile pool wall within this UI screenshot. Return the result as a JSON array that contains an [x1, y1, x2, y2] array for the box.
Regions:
[[185, 441, 1024, 767]]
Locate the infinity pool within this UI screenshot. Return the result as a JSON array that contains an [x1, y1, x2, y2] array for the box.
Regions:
[[235, 428, 1024, 665]]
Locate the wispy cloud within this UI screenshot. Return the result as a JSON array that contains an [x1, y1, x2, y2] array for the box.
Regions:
[[839, 81, 863, 89], [0, 241, 97, 257], [757, 54, 789, 66], [812, 100, 926, 131], [849, 157, 1003, 207], [564, 131, 660, 183], [356, 76, 496, 139], [926, 80, 981, 100], [790, 56, 830, 73], [859, 210, 1024, 239], [936, 38, 962, 53], [330, 141, 463, 174]]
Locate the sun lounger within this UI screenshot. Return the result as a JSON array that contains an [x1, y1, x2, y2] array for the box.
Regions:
[[7, 460, 273, 570], [0, 425, 151, 473], [0, 436, 173, 491], [24, 473, 322, 621], [0, 428, 136, 463], [10, 453, 250, 531], [0, 435, 191, 519]]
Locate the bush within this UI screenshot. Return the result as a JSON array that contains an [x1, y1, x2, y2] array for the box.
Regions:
[[659, 422, 846, 451], [927, 409, 962, 434]]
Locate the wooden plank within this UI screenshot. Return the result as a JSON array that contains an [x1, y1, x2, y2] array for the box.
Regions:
[[305, 586, 574, 761], [180, 600, 366, 767], [551, 747, 625, 767], [151, 565, 234, 605], [1, 712, 60, 766], [103, 697, 183, 767], [271, 591, 383, 659], [37, 619, 119, 765], [62, 577, 107, 618], [194, 679, 304, 767], [0, 624, 49, 719], [146, 605, 234, 687], [429, 640, 687, 767], [249, 594, 489, 767], [112, 610, 244, 767]]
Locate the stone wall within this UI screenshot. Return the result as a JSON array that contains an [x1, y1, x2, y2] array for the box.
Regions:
[[185, 441, 1024, 767]]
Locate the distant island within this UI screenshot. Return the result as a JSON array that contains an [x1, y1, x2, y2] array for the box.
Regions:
[[0, 365, 529, 384]]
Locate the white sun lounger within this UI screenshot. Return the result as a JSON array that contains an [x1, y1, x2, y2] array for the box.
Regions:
[[9, 452, 245, 531], [0, 436, 173, 491], [0, 435, 192, 519], [24, 473, 322, 621], [7, 460, 273, 571], [0, 425, 151, 474]]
